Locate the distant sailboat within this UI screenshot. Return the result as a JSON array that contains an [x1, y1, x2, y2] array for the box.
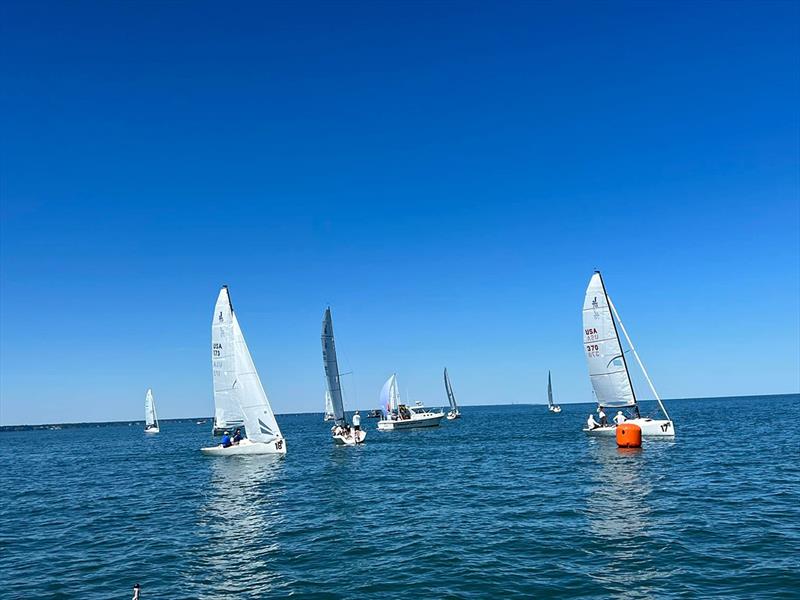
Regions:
[[547, 371, 561, 413], [582, 271, 674, 437], [444, 368, 461, 419], [322, 307, 365, 445], [201, 286, 287, 455], [144, 388, 160, 433], [323, 390, 335, 421]]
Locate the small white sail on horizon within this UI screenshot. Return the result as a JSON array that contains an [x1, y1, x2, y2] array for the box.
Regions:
[[201, 286, 286, 455], [444, 368, 460, 419], [380, 374, 399, 418], [144, 388, 159, 433], [582, 271, 674, 437], [323, 389, 335, 421], [547, 371, 561, 413]]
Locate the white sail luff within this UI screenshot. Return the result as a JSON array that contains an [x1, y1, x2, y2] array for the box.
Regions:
[[583, 272, 637, 408], [607, 296, 671, 421]]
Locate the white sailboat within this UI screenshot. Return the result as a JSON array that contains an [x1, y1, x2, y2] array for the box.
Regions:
[[547, 371, 561, 413], [144, 388, 160, 433], [444, 368, 461, 419], [377, 374, 445, 430], [323, 390, 335, 422], [322, 307, 365, 445], [582, 271, 674, 437], [201, 286, 287, 455]]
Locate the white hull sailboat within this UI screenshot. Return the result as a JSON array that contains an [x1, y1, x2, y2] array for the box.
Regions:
[[547, 371, 561, 413], [144, 388, 160, 433], [582, 271, 674, 437], [444, 368, 461, 419], [322, 307, 365, 445], [201, 286, 287, 456], [377, 374, 445, 430]]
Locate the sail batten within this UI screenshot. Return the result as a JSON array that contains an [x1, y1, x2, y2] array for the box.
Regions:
[[583, 272, 637, 408], [321, 308, 347, 425]]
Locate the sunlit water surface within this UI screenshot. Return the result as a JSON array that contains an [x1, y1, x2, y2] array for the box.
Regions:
[[1, 395, 799, 599]]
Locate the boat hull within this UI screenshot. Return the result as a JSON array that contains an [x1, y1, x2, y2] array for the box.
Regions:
[[333, 430, 367, 445], [144, 427, 159, 434], [377, 413, 444, 430], [200, 438, 287, 455], [446, 411, 460, 420], [583, 418, 675, 437]]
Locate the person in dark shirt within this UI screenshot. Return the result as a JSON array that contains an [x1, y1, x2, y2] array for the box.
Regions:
[[232, 428, 243, 444]]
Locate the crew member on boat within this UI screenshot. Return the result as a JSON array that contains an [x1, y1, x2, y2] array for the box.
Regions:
[[597, 407, 608, 426], [232, 428, 243, 444], [613, 411, 627, 425], [352, 411, 361, 432], [587, 414, 600, 430], [221, 431, 233, 448]]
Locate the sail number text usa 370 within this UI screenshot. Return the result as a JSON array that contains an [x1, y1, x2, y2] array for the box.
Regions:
[[586, 343, 600, 357], [212, 342, 222, 357]]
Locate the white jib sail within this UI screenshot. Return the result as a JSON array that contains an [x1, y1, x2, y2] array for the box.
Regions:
[[212, 287, 244, 428], [380, 374, 398, 416], [145, 388, 158, 428], [321, 308, 346, 425], [230, 309, 282, 443], [583, 272, 636, 408], [324, 390, 334, 417]]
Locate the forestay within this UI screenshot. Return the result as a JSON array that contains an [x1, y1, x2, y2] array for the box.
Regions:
[[381, 374, 399, 416], [212, 287, 244, 428], [321, 308, 346, 425], [145, 388, 158, 428], [583, 272, 636, 408]]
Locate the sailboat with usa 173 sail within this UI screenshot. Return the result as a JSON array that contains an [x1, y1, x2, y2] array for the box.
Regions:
[[201, 286, 287, 455], [322, 307, 365, 445], [582, 271, 674, 437], [144, 388, 160, 433]]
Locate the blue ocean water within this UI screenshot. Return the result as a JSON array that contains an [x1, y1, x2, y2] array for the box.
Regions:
[[1, 395, 799, 599]]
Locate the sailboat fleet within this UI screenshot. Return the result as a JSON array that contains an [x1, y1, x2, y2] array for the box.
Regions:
[[140, 270, 675, 451]]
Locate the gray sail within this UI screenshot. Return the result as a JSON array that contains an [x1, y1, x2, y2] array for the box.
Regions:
[[547, 371, 553, 408], [321, 307, 346, 425], [444, 368, 458, 412]]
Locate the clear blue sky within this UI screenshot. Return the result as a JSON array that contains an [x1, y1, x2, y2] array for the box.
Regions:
[[1, 1, 798, 425]]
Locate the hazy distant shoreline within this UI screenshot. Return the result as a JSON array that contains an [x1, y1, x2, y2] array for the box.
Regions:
[[2, 393, 797, 431]]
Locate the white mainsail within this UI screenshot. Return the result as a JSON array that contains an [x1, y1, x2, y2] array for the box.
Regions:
[[444, 368, 458, 412], [321, 307, 347, 425], [380, 374, 399, 416], [583, 272, 636, 408], [145, 388, 158, 429], [212, 287, 244, 429]]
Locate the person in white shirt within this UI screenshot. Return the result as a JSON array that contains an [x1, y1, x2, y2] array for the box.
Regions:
[[613, 411, 627, 425], [352, 411, 361, 432], [597, 407, 608, 427], [587, 414, 600, 430]]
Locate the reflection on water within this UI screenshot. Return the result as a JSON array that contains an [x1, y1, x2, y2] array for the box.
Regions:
[[191, 457, 286, 598]]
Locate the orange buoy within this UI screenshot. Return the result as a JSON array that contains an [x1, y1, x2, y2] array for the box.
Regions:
[[616, 423, 642, 448]]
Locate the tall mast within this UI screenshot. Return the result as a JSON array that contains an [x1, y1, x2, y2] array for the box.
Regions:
[[596, 270, 637, 405], [607, 296, 671, 422]]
